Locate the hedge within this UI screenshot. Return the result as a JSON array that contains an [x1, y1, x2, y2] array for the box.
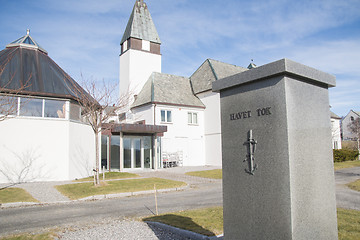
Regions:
[[333, 149, 359, 162]]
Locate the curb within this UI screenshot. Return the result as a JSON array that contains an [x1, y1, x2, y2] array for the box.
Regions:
[[1, 185, 189, 209], [145, 221, 223, 240]]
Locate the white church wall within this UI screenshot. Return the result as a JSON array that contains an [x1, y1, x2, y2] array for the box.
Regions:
[[0, 117, 95, 183], [0, 117, 70, 183], [197, 91, 222, 166], [68, 121, 96, 180], [131, 104, 154, 124], [119, 49, 161, 98], [153, 104, 205, 166]]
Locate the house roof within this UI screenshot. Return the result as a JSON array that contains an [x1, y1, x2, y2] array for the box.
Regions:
[[120, 0, 161, 45], [190, 59, 247, 94], [330, 111, 341, 119], [131, 72, 205, 109], [0, 32, 91, 102]]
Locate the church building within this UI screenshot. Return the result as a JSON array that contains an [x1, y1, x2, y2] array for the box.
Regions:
[[0, 30, 96, 183], [102, 0, 250, 171]]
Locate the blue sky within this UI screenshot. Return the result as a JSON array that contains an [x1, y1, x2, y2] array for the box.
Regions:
[[0, 0, 359, 117]]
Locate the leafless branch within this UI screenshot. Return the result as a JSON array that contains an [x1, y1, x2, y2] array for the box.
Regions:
[[0, 56, 32, 121]]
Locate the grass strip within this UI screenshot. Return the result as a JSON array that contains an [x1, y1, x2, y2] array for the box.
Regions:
[[0, 232, 57, 240], [338, 208, 360, 240], [185, 169, 222, 179], [144, 207, 359, 239], [56, 177, 186, 200], [143, 206, 223, 236], [74, 172, 139, 182], [0, 188, 38, 204], [334, 161, 360, 171], [347, 179, 360, 192]]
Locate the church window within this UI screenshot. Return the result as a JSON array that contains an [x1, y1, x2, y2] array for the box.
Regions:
[[19, 97, 43, 117], [161, 110, 172, 123], [351, 116, 354, 121], [0, 95, 19, 116], [44, 99, 66, 118], [142, 40, 150, 51], [188, 112, 198, 125]]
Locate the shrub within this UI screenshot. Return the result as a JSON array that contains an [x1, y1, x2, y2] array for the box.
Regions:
[[333, 149, 359, 162]]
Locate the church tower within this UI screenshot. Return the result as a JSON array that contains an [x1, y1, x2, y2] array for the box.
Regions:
[[119, 0, 162, 99]]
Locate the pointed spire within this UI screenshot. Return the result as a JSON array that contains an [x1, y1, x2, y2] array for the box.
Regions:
[[120, 0, 161, 45]]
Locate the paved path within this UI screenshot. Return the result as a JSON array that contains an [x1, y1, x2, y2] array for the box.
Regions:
[[16, 181, 71, 203], [0, 177, 223, 237], [335, 166, 360, 210], [1, 166, 359, 238]]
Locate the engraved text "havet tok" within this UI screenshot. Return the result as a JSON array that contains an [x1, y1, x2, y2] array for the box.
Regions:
[[230, 107, 271, 121]]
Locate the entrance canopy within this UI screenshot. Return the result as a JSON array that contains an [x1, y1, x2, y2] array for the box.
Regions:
[[111, 123, 167, 136]]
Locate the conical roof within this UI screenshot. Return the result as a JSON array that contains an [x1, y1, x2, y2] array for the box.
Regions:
[[120, 0, 161, 44], [0, 31, 91, 102]]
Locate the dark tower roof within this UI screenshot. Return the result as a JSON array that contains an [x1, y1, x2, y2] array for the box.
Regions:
[[121, 0, 161, 45], [0, 30, 91, 102]]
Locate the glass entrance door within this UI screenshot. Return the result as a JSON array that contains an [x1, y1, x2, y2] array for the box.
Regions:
[[134, 138, 141, 168], [123, 136, 152, 169]]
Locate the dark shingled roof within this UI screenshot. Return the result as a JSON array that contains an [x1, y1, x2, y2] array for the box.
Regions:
[[131, 72, 205, 109], [0, 34, 91, 102], [120, 0, 161, 45], [190, 59, 247, 94]]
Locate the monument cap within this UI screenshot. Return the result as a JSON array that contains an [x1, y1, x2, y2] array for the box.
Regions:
[[212, 58, 336, 92]]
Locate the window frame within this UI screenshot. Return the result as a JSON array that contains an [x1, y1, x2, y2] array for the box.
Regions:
[[188, 112, 198, 125], [160, 109, 172, 123]]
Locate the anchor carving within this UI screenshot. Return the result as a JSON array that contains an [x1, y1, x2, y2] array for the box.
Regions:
[[243, 129, 257, 175]]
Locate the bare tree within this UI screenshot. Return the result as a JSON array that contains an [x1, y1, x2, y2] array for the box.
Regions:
[[69, 78, 130, 185], [347, 117, 360, 160]]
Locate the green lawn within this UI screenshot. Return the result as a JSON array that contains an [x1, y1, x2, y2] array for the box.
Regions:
[[144, 207, 360, 239], [0, 188, 38, 204], [74, 172, 139, 182], [334, 160, 360, 171], [185, 169, 222, 179], [56, 177, 186, 200], [143, 206, 223, 236]]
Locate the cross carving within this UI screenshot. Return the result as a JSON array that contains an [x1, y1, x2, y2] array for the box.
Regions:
[[243, 129, 257, 175]]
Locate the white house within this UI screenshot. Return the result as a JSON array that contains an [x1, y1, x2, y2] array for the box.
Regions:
[[330, 111, 342, 149], [0, 30, 96, 183], [342, 110, 360, 140]]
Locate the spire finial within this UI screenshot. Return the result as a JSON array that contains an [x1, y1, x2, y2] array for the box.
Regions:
[[26, 29, 30, 35]]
